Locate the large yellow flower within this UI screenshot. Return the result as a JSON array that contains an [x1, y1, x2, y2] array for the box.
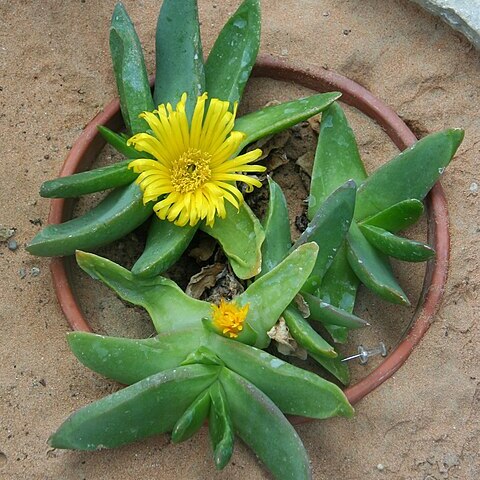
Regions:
[[127, 93, 265, 227]]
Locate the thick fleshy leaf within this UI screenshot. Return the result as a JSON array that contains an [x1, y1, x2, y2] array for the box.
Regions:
[[258, 177, 291, 278], [310, 351, 350, 386], [257, 180, 347, 355], [236, 243, 318, 347], [181, 346, 225, 367], [318, 244, 358, 344], [235, 92, 342, 150], [201, 201, 265, 280], [282, 306, 336, 358], [49, 364, 220, 450], [110, 4, 155, 134], [220, 369, 311, 480], [360, 199, 425, 233], [138, 0, 205, 271], [355, 129, 464, 220], [347, 222, 409, 306], [39, 125, 152, 199], [208, 382, 234, 470], [68, 329, 353, 419], [154, 0, 204, 115], [324, 324, 349, 344], [67, 329, 206, 385], [27, 183, 152, 257], [171, 389, 211, 443], [293, 180, 356, 281], [303, 293, 370, 329], [131, 218, 198, 277], [210, 334, 353, 419], [40, 160, 135, 198], [76, 251, 210, 332], [360, 224, 435, 262], [205, 0, 260, 105], [307, 102, 367, 343], [308, 102, 367, 217]]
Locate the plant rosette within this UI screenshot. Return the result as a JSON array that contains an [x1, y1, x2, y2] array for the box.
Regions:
[[27, 1, 463, 479]]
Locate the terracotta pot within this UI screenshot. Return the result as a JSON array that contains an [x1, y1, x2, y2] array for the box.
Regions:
[[48, 54, 450, 410]]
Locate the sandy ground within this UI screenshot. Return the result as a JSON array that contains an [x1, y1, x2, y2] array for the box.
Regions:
[[0, 0, 479, 479]]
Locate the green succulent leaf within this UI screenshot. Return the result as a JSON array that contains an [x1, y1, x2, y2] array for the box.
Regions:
[[136, 0, 204, 273], [316, 247, 357, 344], [360, 224, 435, 262], [67, 329, 352, 419], [40, 160, 135, 199], [76, 251, 211, 333], [27, 183, 152, 257], [282, 306, 336, 358], [324, 325, 349, 344], [201, 201, 265, 280], [39, 125, 153, 199], [309, 351, 350, 386], [181, 347, 225, 367], [355, 128, 464, 220], [237, 242, 318, 347], [67, 329, 207, 385], [49, 364, 220, 450], [307, 102, 367, 343], [134, 0, 204, 279], [154, 0, 205, 115], [210, 335, 353, 419], [347, 222, 410, 306], [131, 218, 198, 278], [171, 389, 211, 443], [293, 180, 356, 281], [303, 292, 370, 329], [360, 199, 425, 233], [258, 177, 292, 278], [258, 179, 343, 360], [308, 102, 367, 216], [110, 3, 155, 134], [235, 92, 342, 150], [205, 0, 260, 105], [208, 382, 234, 470], [219, 368, 311, 480]]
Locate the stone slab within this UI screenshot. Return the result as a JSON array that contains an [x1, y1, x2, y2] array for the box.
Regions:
[[411, 0, 480, 49]]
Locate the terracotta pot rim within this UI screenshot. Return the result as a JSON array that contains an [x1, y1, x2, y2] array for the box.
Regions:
[[48, 53, 450, 415]]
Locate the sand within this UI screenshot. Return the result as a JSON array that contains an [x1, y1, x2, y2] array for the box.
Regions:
[[0, 0, 479, 479]]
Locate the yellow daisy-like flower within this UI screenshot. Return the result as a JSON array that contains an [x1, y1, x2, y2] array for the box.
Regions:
[[127, 93, 265, 227], [211, 299, 249, 339]]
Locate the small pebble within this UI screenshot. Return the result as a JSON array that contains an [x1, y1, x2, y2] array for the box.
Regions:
[[469, 181, 478, 193], [322, 11, 330, 17], [19, 268, 26, 279], [7, 240, 18, 251], [376, 464, 385, 471], [343, 29, 352, 35], [31, 267, 40, 277]]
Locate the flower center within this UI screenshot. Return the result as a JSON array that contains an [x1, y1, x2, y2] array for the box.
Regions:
[[211, 299, 249, 339], [170, 148, 212, 193]]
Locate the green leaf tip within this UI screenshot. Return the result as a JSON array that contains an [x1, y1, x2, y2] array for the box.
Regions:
[[355, 128, 465, 220]]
